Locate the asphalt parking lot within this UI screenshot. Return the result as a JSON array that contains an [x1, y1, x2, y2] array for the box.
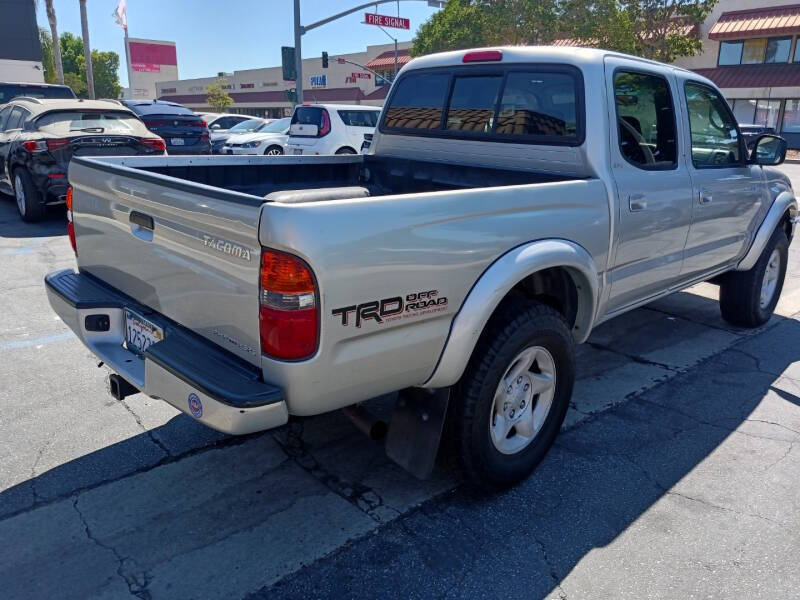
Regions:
[[2, 166, 800, 599]]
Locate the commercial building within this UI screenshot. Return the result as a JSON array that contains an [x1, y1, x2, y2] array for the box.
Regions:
[[156, 42, 411, 117], [674, 0, 800, 147], [0, 0, 44, 83]]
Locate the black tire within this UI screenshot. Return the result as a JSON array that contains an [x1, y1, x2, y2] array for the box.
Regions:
[[719, 226, 789, 328], [448, 298, 575, 488], [335, 147, 357, 155], [264, 145, 284, 156], [13, 168, 45, 223]]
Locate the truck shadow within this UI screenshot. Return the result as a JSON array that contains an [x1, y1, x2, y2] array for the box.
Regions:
[[2, 292, 799, 598], [0, 193, 67, 239]]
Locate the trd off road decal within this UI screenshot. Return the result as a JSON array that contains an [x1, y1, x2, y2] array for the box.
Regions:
[[332, 290, 448, 328]]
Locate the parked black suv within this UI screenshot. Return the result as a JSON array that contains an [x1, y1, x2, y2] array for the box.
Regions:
[[0, 98, 166, 222], [121, 99, 211, 155], [0, 82, 76, 104]]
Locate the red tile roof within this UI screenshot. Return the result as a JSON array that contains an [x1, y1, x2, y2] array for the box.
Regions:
[[366, 49, 411, 70], [364, 86, 389, 101], [693, 63, 800, 88], [159, 87, 365, 105], [709, 4, 800, 40]]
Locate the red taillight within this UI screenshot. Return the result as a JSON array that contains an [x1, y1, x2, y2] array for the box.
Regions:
[[142, 137, 166, 152], [463, 50, 503, 63], [23, 140, 45, 153], [259, 249, 318, 360], [46, 138, 70, 151], [318, 109, 331, 137], [67, 221, 77, 254], [66, 186, 77, 255], [199, 120, 207, 127]]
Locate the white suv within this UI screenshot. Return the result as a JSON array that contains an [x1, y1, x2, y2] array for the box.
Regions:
[[286, 104, 381, 155]]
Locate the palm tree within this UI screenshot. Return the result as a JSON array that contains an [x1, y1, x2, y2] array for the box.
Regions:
[[79, 0, 95, 98], [44, 0, 64, 84]]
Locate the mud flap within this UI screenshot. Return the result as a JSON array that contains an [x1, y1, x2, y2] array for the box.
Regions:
[[385, 387, 450, 480]]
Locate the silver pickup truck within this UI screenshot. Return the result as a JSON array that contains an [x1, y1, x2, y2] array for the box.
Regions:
[[46, 47, 796, 486]]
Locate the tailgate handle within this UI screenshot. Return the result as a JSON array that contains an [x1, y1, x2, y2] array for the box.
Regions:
[[129, 211, 154, 231]]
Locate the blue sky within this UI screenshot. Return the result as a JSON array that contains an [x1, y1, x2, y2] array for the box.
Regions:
[[35, 0, 441, 86]]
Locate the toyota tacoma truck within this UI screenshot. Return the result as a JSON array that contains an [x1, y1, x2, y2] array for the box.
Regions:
[[46, 47, 796, 486]]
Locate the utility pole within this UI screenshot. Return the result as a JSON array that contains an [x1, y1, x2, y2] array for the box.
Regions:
[[292, 0, 443, 105], [80, 0, 95, 98], [293, 0, 303, 104]]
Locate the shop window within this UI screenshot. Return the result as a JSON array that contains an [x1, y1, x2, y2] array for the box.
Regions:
[[720, 37, 791, 65], [782, 100, 800, 133], [766, 37, 791, 63]]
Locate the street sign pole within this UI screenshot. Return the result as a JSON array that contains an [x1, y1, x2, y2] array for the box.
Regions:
[[294, 0, 304, 105], [292, 0, 442, 105]]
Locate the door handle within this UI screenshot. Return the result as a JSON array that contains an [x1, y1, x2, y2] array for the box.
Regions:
[[699, 190, 713, 204], [129, 210, 154, 242], [129, 211, 154, 230], [628, 193, 647, 211]]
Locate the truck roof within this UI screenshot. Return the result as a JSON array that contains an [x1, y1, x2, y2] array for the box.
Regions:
[[403, 45, 700, 81]]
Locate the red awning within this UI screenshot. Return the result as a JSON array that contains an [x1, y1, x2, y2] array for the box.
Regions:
[[366, 49, 411, 70], [709, 4, 800, 40], [693, 63, 800, 88]]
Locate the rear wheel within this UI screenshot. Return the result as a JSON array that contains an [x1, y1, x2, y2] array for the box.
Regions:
[[719, 226, 789, 327], [335, 147, 356, 155], [448, 299, 574, 487], [13, 169, 45, 223], [264, 145, 283, 156]]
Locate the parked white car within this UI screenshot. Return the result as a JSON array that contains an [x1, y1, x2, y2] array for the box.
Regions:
[[286, 104, 381, 155], [210, 117, 269, 153], [221, 117, 291, 155]]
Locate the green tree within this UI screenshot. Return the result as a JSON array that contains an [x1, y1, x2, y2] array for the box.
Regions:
[[39, 28, 57, 84], [412, 0, 718, 63], [206, 80, 233, 111], [39, 31, 122, 99]]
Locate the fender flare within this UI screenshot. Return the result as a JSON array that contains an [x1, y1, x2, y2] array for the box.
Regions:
[[737, 191, 797, 271], [423, 239, 600, 389]]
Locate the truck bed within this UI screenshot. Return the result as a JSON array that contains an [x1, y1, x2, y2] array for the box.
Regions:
[[92, 154, 575, 200]]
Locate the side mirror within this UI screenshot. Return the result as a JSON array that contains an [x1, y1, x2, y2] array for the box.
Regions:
[[210, 123, 221, 130], [749, 134, 788, 166]]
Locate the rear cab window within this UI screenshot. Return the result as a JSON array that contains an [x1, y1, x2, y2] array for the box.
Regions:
[[35, 111, 148, 136], [381, 65, 583, 145]]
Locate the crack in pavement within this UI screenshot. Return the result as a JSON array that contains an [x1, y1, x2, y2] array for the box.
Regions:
[[585, 341, 680, 372], [72, 495, 152, 599], [119, 397, 173, 460], [273, 419, 400, 523]]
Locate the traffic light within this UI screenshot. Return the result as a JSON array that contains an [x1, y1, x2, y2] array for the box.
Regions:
[[281, 46, 296, 81], [286, 88, 297, 104], [322, 51, 329, 69]]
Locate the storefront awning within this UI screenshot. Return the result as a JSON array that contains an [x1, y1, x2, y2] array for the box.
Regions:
[[709, 5, 800, 40], [366, 50, 411, 70]]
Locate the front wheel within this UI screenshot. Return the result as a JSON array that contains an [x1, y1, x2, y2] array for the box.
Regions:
[[335, 147, 356, 155], [449, 299, 575, 487], [719, 227, 789, 327], [264, 145, 283, 156]]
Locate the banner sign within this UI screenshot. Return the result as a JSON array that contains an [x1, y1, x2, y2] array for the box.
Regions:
[[352, 72, 372, 79], [310, 74, 327, 88], [132, 63, 161, 72], [365, 13, 410, 29]]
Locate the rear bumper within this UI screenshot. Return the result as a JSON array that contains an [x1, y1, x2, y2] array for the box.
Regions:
[[44, 269, 288, 435]]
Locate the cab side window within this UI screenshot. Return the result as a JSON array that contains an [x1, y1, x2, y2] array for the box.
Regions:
[[614, 71, 677, 169], [684, 82, 741, 167]]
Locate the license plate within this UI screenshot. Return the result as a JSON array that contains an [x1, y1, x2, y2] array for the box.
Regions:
[[125, 310, 164, 355], [171, 138, 185, 146], [226, 149, 233, 154], [292, 148, 303, 155]]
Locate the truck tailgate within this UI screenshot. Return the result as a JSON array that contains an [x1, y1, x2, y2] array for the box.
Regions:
[[69, 157, 264, 366]]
